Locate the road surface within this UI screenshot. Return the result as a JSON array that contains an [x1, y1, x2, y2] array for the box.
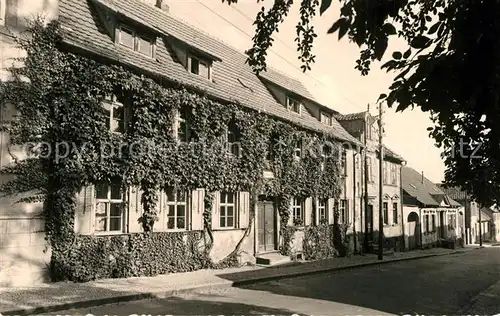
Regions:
[[50, 247, 500, 315]]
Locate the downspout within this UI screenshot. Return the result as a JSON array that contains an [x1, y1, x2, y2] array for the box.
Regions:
[[353, 151, 357, 253], [359, 147, 364, 253], [419, 207, 424, 249], [400, 161, 406, 251]]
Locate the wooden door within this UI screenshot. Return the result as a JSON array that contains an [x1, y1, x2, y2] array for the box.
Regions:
[[258, 201, 276, 252]]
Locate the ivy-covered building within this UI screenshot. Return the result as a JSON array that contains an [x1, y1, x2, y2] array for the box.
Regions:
[[0, 0, 377, 286]]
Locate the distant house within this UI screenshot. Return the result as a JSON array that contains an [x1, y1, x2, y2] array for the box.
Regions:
[[402, 167, 464, 250], [336, 111, 406, 253], [438, 185, 500, 244]]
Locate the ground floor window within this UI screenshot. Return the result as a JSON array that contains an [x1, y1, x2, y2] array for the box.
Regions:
[[94, 182, 124, 233], [317, 199, 328, 223], [339, 199, 348, 223], [161, 187, 188, 230], [292, 197, 303, 225], [220, 191, 237, 228]]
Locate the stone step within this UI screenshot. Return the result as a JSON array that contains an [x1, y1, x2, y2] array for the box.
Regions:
[[256, 252, 292, 266]]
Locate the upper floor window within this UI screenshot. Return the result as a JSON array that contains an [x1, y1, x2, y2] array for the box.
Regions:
[[102, 95, 126, 133], [317, 199, 328, 223], [320, 111, 331, 125], [340, 150, 347, 176], [227, 121, 241, 156], [294, 140, 302, 160], [287, 97, 301, 114], [176, 108, 194, 143], [366, 122, 372, 140], [220, 192, 236, 228], [162, 187, 188, 230], [367, 157, 373, 182], [390, 164, 398, 185], [95, 182, 124, 233], [188, 54, 211, 79], [116, 25, 155, 58], [383, 161, 389, 184]]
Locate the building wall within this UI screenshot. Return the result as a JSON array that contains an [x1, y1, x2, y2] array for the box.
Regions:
[[0, 0, 57, 286]]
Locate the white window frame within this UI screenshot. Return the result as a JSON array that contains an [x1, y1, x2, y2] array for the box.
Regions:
[[102, 95, 126, 134], [294, 140, 302, 161], [339, 199, 348, 223], [320, 111, 331, 125], [187, 54, 212, 80], [226, 122, 241, 157], [367, 157, 373, 182], [94, 183, 125, 234], [220, 192, 237, 229], [341, 150, 347, 176], [287, 97, 301, 114], [383, 201, 389, 225], [291, 198, 303, 225], [393, 202, 398, 224], [161, 188, 189, 231], [317, 199, 328, 223], [117, 25, 156, 58], [176, 108, 191, 143]]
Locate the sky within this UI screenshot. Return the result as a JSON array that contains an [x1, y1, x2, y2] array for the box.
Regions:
[[164, 0, 445, 183]]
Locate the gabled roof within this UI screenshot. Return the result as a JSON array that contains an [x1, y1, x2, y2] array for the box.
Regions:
[[335, 111, 367, 121], [258, 68, 315, 101], [436, 184, 470, 202], [59, 0, 362, 146], [378, 145, 405, 163], [402, 166, 461, 208]]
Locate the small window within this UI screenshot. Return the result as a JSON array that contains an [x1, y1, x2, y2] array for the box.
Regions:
[[177, 108, 193, 143], [294, 140, 302, 160], [188, 55, 211, 79], [383, 202, 388, 224], [287, 97, 301, 114], [367, 157, 373, 182], [102, 95, 126, 133], [117, 25, 155, 58], [431, 214, 436, 231], [220, 192, 236, 228], [340, 150, 347, 176], [317, 199, 328, 223], [162, 187, 188, 230], [292, 197, 303, 225], [393, 202, 398, 224], [425, 214, 430, 232], [339, 199, 348, 223], [227, 121, 241, 156], [320, 112, 331, 125], [94, 182, 124, 233]]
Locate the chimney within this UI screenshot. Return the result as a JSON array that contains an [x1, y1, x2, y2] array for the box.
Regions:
[[155, 0, 169, 12], [421, 171, 424, 183]]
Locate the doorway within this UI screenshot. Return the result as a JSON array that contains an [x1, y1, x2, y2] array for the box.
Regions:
[[367, 204, 374, 240], [257, 200, 277, 253]]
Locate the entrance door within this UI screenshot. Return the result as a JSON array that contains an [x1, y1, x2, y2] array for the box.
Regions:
[[367, 204, 374, 240], [258, 201, 276, 253]]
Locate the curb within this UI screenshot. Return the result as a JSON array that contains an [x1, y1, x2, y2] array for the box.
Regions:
[[0, 249, 469, 315]]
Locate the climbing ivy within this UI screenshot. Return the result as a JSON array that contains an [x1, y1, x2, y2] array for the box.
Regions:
[[0, 19, 348, 281]]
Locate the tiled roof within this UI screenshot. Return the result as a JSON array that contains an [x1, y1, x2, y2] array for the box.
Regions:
[[258, 69, 315, 101], [378, 145, 405, 162], [402, 166, 461, 208], [436, 184, 469, 202], [335, 111, 367, 121], [58, 0, 361, 146]]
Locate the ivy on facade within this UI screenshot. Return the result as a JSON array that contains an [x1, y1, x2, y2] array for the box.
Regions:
[[0, 19, 350, 281]]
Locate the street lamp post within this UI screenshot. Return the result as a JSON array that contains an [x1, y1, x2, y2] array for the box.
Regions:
[[378, 102, 384, 260]]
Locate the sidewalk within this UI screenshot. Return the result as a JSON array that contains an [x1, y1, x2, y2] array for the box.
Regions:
[[0, 246, 474, 315], [457, 279, 500, 314]]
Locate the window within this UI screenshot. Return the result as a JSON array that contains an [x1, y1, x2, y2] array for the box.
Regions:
[[448, 213, 456, 229], [287, 97, 301, 114], [390, 164, 397, 185], [117, 25, 155, 58], [320, 112, 331, 125], [341, 150, 347, 176], [366, 122, 372, 140], [383, 161, 389, 184], [188, 55, 211, 79], [393, 202, 398, 224], [220, 192, 236, 228], [367, 157, 373, 182], [102, 95, 126, 133], [425, 214, 430, 232], [383, 202, 388, 225], [317, 199, 327, 223], [292, 198, 303, 224], [177, 108, 193, 143], [227, 122, 241, 156], [431, 214, 436, 232], [294, 140, 302, 160], [94, 183, 124, 233], [161, 187, 188, 230], [339, 199, 348, 223]]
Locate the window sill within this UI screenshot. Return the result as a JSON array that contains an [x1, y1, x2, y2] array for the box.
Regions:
[[213, 227, 245, 232], [92, 231, 129, 237]]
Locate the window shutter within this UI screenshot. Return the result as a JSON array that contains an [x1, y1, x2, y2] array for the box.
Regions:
[[328, 198, 335, 224], [191, 189, 205, 231], [127, 186, 143, 233], [75, 186, 94, 234], [238, 191, 250, 229], [288, 199, 294, 226], [304, 197, 313, 226], [211, 191, 220, 230]]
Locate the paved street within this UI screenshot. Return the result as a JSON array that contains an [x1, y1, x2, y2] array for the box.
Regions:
[[49, 248, 500, 315]]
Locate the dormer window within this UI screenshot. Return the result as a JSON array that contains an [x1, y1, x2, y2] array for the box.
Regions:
[[287, 97, 301, 114], [188, 54, 211, 80], [116, 25, 155, 58], [320, 111, 331, 125]]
